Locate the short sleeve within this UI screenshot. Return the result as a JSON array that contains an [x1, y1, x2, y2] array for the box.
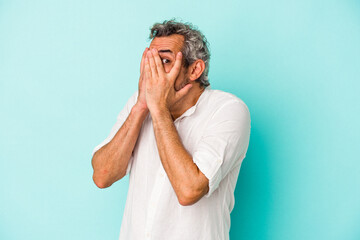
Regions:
[[91, 90, 139, 175], [193, 100, 251, 198]]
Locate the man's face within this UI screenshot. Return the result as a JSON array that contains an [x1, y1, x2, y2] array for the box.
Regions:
[[149, 34, 189, 91]]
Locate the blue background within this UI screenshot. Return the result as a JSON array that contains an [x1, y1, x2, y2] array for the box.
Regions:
[[1, 0, 359, 239]]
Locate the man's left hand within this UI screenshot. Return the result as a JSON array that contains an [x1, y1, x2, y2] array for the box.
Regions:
[[144, 48, 193, 113]]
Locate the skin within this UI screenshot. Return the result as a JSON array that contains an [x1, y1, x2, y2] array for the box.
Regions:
[[91, 34, 209, 206]]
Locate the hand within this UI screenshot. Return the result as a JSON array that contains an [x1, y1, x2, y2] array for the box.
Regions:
[[144, 48, 193, 113], [135, 47, 149, 111]]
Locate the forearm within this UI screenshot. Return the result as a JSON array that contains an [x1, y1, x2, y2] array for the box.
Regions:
[[151, 108, 203, 203], [92, 103, 148, 188]]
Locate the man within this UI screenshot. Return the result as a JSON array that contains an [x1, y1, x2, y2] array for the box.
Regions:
[[91, 19, 251, 240]]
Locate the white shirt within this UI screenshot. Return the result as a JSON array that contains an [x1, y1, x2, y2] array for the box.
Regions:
[[92, 86, 251, 240]]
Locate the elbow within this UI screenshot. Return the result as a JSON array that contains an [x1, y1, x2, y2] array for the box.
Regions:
[[178, 198, 193, 207], [177, 189, 199, 206], [178, 184, 209, 206], [92, 173, 111, 189], [92, 168, 126, 189]]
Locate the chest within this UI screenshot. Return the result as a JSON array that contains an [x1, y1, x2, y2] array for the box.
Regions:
[[132, 114, 207, 165]]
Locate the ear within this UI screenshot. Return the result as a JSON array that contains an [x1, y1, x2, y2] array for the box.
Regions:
[[188, 59, 205, 81]]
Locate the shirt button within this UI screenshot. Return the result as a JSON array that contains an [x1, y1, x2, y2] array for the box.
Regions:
[[146, 232, 150, 238], [159, 172, 164, 177]]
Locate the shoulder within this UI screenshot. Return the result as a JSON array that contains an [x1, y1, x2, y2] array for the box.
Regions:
[[116, 90, 139, 119], [130, 90, 139, 103], [203, 88, 250, 121]]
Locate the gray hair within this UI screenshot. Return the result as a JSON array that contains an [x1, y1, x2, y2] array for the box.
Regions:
[[149, 18, 211, 88]]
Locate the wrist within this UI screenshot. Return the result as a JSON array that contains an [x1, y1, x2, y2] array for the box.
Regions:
[[149, 104, 170, 119], [132, 102, 149, 116]]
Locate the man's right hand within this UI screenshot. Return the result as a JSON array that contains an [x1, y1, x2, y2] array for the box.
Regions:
[[136, 47, 150, 111]]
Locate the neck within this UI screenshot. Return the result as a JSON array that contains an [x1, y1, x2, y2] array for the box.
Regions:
[[169, 85, 206, 121]]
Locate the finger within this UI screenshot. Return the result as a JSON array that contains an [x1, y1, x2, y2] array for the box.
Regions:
[[144, 56, 152, 81], [151, 48, 165, 77], [140, 47, 149, 74], [175, 83, 193, 101], [169, 51, 183, 81], [147, 50, 158, 78]]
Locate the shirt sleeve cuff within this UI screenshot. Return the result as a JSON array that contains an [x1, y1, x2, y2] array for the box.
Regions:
[[193, 151, 223, 198]]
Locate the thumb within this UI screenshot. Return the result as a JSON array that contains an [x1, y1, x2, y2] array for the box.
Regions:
[[175, 83, 193, 101]]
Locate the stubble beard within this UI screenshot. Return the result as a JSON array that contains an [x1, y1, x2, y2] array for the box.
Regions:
[[175, 77, 190, 91]]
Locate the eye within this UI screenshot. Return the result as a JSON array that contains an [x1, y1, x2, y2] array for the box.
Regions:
[[161, 58, 170, 64]]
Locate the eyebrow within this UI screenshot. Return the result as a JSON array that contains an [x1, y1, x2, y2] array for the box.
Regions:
[[158, 49, 174, 54]]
